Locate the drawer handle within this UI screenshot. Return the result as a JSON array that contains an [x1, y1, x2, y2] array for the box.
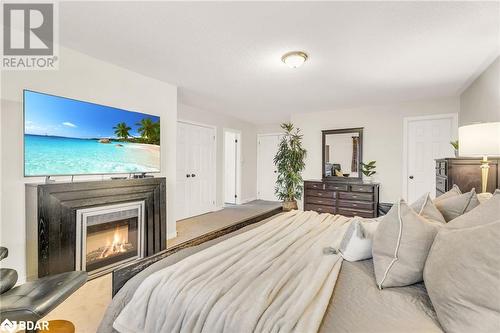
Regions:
[[352, 195, 357, 198], [317, 193, 323, 196], [317, 200, 323, 203], [317, 208, 323, 211], [352, 204, 357, 207]]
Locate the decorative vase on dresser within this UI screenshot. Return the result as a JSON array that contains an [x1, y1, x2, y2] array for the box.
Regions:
[[303, 127, 380, 218]]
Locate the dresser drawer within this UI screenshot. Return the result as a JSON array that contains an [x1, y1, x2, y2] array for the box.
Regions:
[[338, 192, 373, 201], [307, 197, 335, 206], [305, 190, 336, 199], [338, 208, 375, 218], [350, 184, 374, 193], [436, 177, 447, 192], [325, 183, 348, 191], [305, 204, 335, 214], [305, 182, 324, 190], [338, 200, 374, 210]]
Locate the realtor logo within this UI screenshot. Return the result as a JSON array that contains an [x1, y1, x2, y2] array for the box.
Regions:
[[2, 2, 58, 69]]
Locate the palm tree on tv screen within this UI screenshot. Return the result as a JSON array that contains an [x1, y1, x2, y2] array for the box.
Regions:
[[136, 118, 155, 140], [113, 122, 132, 139]]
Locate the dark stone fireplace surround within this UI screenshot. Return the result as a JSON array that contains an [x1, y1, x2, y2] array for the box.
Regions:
[[35, 178, 166, 278]]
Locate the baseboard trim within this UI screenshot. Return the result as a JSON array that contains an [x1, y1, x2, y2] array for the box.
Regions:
[[240, 197, 257, 204]]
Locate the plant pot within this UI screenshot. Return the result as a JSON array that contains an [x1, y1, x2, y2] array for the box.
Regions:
[[364, 176, 373, 183], [282, 200, 298, 211], [454, 149, 459, 157]]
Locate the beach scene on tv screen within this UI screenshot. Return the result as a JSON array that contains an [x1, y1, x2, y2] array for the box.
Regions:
[[24, 90, 161, 176]]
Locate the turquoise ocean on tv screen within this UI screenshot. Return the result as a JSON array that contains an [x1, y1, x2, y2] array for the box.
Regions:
[[24, 90, 160, 176], [25, 135, 160, 176]]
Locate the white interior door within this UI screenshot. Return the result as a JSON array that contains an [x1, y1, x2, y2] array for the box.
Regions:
[[406, 116, 456, 203], [176, 122, 216, 220], [257, 134, 282, 201], [224, 131, 238, 204]]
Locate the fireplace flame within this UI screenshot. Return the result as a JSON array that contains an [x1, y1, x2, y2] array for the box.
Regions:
[[99, 227, 129, 259]]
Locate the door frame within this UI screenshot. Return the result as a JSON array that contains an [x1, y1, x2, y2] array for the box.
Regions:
[[257, 133, 282, 200], [402, 113, 458, 201], [177, 119, 217, 215], [222, 128, 242, 205]]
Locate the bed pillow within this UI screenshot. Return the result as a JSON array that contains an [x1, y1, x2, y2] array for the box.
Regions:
[[339, 217, 380, 262], [445, 190, 500, 229], [410, 193, 446, 224], [424, 220, 500, 333], [433, 184, 461, 202], [433, 188, 480, 222], [372, 199, 442, 289]]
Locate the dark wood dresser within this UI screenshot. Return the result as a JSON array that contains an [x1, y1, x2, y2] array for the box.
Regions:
[[435, 158, 500, 196], [303, 180, 379, 218]]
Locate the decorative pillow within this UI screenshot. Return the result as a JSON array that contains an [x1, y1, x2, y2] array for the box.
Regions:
[[372, 199, 443, 289], [339, 217, 380, 262], [433, 188, 480, 222], [445, 191, 500, 229], [424, 220, 500, 333], [410, 193, 446, 224], [433, 184, 461, 202]]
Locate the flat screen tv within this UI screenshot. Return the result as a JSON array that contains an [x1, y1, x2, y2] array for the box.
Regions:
[[24, 90, 161, 177]]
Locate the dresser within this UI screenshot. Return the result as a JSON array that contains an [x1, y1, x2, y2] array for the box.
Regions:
[[435, 158, 500, 196], [303, 180, 379, 218]]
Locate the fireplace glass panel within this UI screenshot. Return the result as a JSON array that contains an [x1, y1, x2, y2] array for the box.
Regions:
[[85, 210, 139, 273]]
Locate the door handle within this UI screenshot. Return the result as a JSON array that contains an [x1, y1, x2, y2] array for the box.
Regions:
[[191, 174, 196, 177], [186, 174, 191, 178], [409, 176, 414, 179], [273, 170, 277, 173]]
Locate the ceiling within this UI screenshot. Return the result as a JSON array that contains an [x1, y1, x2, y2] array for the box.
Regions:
[[59, 1, 500, 124]]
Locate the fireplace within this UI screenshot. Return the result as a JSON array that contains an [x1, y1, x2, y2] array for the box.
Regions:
[[76, 201, 145, 277]]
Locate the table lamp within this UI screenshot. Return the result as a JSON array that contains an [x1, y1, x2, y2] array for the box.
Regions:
[[459, 122, 500, 193]]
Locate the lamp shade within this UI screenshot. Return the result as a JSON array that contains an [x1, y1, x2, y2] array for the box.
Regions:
[[459, 122, 500, 157]]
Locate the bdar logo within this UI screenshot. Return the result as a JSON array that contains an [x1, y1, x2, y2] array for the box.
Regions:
[[0, 319, 16, 333], [3, 3, 54, 56]]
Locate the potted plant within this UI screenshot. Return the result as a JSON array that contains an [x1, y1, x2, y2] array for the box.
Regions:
[[361, 161, 377, 183], [450, 140, 459, 157], [274, 122, 307, 211]]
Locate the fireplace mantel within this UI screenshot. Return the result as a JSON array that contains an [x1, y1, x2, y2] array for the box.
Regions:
[[25, 178, 166, 279]]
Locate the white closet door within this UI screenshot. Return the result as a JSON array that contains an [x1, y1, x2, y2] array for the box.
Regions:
[[406, 117, 454, 202], [176, 122, 215, 220], [257, 134, 282, 201]]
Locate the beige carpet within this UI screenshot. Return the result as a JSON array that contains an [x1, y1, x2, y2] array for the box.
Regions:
[[168, 200, 282, 248]]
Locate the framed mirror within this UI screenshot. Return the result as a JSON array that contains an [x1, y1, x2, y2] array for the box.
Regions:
[[322, 127, 363, 182]]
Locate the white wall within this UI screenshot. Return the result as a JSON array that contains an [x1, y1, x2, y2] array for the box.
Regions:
[[178, 104, 258, 206], [291, 97, 459, 204], [0, 46, 177, 282], [460, 56, 500, 125]]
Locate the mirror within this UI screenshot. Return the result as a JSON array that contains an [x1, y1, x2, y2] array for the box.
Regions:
[[322, 128, 363, 181]]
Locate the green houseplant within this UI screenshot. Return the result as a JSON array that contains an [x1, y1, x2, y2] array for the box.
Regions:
[[361, 160, 377, 182], [274, 122, 307, 211], [450, 140, 459, 157]]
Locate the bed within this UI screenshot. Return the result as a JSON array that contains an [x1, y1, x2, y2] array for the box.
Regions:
[[98, 212, 442, 333]]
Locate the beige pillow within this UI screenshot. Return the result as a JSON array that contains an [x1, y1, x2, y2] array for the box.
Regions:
[[410, 193, 446, 223], [446, 191, 500, 229], [434, 184, 461, 202], [424, 220, 500, 333], [372, 199, 442, 289], [434, 188, 480, 222]]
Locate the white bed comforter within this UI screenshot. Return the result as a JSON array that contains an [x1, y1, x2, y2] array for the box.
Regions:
[[113, 210, 352, 333]]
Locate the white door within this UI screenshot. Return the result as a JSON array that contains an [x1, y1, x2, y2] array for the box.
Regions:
[[257, 134, 282, 201], [405, 116, 456, 203], [176, 122, 216, 220], [224, 131, 240, 204]]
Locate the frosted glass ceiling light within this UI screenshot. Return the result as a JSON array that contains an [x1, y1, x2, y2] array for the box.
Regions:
[[281, 51, 308, 68]]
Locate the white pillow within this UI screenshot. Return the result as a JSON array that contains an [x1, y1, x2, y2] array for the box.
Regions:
[[339, 217, 380, 262]]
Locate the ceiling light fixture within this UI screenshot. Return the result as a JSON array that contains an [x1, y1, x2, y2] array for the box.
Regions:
[[281, 51, 308, 68]]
